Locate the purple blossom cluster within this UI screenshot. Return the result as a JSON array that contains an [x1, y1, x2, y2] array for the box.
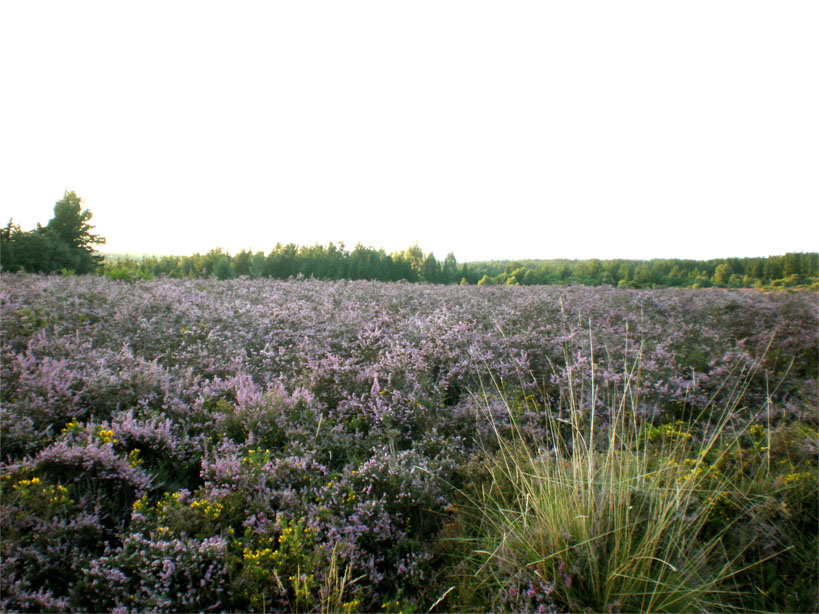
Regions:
[[1, 274, 816, 611]]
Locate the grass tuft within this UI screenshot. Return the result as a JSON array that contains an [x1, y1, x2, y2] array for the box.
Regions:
[[447, 349, 813, 613]]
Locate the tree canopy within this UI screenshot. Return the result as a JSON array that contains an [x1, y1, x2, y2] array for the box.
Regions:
[[1, 191, 105, 274]]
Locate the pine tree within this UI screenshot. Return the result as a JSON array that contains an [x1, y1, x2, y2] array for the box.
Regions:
[[47, 191, 105, 273]]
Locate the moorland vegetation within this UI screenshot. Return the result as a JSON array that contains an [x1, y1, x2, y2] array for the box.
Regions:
[[1, 274, 816, 612]]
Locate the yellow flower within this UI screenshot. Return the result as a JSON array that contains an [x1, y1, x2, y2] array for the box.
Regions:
[[95, 428, 117, 445], [785, 472, 811, 484], [128, 449, 143, 468], [133, 496, 148, 513], [13, 477, 42, 489], [61, 418, 81, 434]]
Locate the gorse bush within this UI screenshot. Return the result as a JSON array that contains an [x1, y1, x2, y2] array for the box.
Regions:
[[0, 275, 815, 611]]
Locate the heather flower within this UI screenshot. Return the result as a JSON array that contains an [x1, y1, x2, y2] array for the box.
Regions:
[[1, 273, 815, 611]]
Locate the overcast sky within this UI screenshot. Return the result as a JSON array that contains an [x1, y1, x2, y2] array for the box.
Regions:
[[2, 1, 817, 262]]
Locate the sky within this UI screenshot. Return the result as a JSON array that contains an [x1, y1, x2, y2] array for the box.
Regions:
[[1, 1, 817, 262]]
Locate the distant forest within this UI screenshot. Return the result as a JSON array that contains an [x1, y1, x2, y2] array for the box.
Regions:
[[102, 246, 818, 290], [2, 192, 816, 289]]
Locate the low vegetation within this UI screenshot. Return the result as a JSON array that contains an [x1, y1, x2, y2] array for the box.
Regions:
[[1, 275, 815, 611]]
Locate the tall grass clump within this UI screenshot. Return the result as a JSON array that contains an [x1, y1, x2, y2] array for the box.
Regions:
[[457, 347, 788, 613]]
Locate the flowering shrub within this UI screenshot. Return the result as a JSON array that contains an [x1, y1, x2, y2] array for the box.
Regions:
[[0, 468, 106, 611], [79, 531, 230, 611], [0, 274, 815, 611]]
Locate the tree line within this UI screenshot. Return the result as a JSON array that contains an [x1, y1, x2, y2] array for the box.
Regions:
[[107, 250, 818, 289], [2, 192, 816, 290], [105, 244, 463, 284], [465, 253, 818, 289]]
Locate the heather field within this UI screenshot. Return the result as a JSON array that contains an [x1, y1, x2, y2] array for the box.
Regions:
[[1, 275, 817, 612]]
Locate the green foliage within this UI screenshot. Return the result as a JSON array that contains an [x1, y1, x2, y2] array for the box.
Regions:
[[464, 253, 818, 289], [104, 266, 153, 282], [98, 242, 463, 285], [83, 235, 819, 289], [48, 192, 105, 256], [1, 191, 105, 274], [214, 256, 235, 280], [421, 253, 440, 283], [234, 517, 322, 611], [713, 262, 733, 286]]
